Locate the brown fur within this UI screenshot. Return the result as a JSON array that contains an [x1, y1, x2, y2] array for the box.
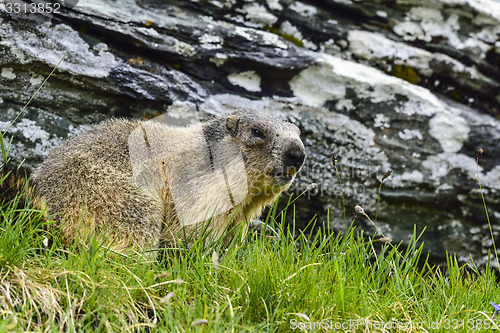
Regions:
[[29, 108, 305, 253]]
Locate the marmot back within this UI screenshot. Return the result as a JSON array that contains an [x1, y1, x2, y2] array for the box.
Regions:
[[32, 109, 306, 252]]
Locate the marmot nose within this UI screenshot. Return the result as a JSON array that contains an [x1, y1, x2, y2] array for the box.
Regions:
[[284, 146, 306, 170]]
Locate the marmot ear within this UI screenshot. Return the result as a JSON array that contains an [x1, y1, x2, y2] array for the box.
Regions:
[[226, 115, 240, 137]]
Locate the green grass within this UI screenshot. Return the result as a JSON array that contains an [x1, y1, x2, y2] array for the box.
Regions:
[[0, 173, 499, 332]]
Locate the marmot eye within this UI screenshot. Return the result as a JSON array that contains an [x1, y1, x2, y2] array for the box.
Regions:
[[251, 128, 265, 139]]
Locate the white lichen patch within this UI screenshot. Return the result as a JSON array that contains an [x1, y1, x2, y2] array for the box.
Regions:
[[241, 3, 278, 27], [319, 39, 340, 54], [422, 153, 480, 184], [0, 121, 11, 132], [260, 30, 288, 49], [199, 34, 223, 50], [399, 129, 423, 141], [393, 7, 443, 43], [1, 67, 16, 80], [11, 48, 28, 64], [289, 1, 317, 17], [289, 59, 346, 107], [393, 21, 425, 41], [267, 0, 283, 10], [227, 71, 261, 92], [280, 21, 303, 40], [335, 99, 354, 112], [484, 166, 500, 190], [348, 29, 490, 82], [428, 111, 469, 153], [392, 4, 500, 53], [209, 53, 229, 66], [29, 73, 44, 86], [136, 26, 161, 39], [0, 22, 118, 78], [208, 0, 225, 8], [290, 53, 443, 115], [81, 0, 182, 24], [392, 170, 425, 186], [348, 30, 432, 62], [234, 26, 254, 41], [374, 114, 391, 129], [467, 0, 500, 21], [12, 119, 50, 143], [171, 37, 196, 57], [5, 118, 64, 156]]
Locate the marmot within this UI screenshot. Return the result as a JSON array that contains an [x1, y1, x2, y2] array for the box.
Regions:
[[25, 108, 305, 252]]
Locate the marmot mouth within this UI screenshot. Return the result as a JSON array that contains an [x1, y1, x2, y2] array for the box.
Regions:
[[272, 167, 297, 185], [286, 167, 296, 177]]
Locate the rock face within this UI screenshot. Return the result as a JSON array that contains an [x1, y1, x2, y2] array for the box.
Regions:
[[1, 0, 499, 265]]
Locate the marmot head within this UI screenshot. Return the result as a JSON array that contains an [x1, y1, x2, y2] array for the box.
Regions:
[[204, 108, 306, 195]]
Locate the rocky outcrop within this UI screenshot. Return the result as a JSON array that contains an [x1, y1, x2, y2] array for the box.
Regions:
[[1, 0, 499, 265]]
